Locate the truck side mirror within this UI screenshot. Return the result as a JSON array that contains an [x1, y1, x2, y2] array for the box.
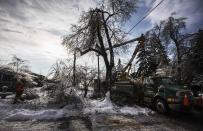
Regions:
[[2, 86, 8, 93], [158, 85, 165, 92]]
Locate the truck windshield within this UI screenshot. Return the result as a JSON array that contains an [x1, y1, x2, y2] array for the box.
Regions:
[[152, 77, 176, 87], [161, 78, 173, 85]]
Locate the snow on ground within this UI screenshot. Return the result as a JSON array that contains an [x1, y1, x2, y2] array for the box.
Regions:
[[83, 92, 117, 114], [0, 87, 152, 122], [0, 99, 82, 121], [5, 109, 64, 121], [0, 87, 82, 121], [83, 91, 153, 116], [4, 105, 82, 121]]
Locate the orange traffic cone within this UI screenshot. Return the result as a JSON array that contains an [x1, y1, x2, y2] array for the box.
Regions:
[[183, 94, 190, 106]]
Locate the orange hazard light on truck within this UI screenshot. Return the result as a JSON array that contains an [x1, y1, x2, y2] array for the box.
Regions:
[[183, 94, 190, 106]]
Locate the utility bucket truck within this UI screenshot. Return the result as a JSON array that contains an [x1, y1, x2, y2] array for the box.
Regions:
[[111, 35, 194, 114]]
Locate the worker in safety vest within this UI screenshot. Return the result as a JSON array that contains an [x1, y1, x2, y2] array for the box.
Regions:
[[13, 78, 26, 104]]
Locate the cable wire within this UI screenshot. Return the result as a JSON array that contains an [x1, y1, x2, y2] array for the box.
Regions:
[[128, 0, 165, 33]]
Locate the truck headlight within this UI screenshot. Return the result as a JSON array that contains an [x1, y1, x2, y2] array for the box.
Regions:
[[167, 97, 175, 102], [167, 97, 180, 103], [167, 98, 173, 102]]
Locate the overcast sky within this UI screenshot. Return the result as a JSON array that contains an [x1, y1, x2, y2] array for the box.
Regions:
[[0, 0, 202, 75]]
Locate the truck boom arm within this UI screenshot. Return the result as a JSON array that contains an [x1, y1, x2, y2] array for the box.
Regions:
[[122, 34, 145, 73]]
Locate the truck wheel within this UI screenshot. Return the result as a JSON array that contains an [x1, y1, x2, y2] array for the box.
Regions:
[[155, 99, 168, 114]]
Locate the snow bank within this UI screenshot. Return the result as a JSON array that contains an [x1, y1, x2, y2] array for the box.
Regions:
[[1, 87, 152, 122], [5, 105, 81, 121], [83, 92, 117, 114], [5, 109, 62, 121], [0, 87, 81, 121], [83, 92, 152, 116], [119, 106, 151, 116]]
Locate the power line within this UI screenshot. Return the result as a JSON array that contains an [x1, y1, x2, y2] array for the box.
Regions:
[[142, 0, 157, 15], [128, 0, 165, 33]]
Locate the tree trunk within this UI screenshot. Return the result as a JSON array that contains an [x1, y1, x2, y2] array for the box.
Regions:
[[176, 44, 181, 83], [96, 20, 112, 91], [73, 50, 76, 86], [102, 12, 114, 92], [173, 38, 182, 84], [105, 65, 112, 93]]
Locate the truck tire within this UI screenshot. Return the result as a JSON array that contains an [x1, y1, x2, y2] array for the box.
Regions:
[[155, 99, 169, 114]]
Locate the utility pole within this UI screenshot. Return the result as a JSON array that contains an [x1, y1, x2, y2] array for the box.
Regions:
[[73, 49, 76, 87], [16, 61, 19, 74]]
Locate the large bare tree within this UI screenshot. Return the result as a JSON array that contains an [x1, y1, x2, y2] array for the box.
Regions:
[[162, 14, 187, 83], [62, 0, 138, 90]]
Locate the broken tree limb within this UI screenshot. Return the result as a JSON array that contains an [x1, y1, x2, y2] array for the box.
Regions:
[[75, 47, 103, 56], [105, 34, 145, 50], [122, 43, 144, 73]]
